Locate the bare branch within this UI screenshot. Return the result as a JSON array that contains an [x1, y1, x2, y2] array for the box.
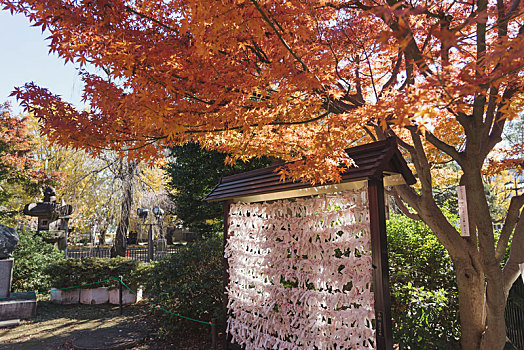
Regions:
[[496, 194, 524, 262], [386, 187, 421, 220], [394, 184, 422, 213], [406, 127, 433, 196], [379, 50, 403, 98], [503, 213, 524, 296], [483, 85, 500, 141], [482, 85, 519, 157], [424, 129, 462, 162]]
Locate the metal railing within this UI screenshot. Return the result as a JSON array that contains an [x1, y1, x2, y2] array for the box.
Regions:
[[506, 278, 524, 349], [66, 246, 183, 262]]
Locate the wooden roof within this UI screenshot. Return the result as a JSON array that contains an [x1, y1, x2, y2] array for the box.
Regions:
[[203, 138, 416, 202]]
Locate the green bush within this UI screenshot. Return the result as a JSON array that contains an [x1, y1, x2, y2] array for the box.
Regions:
[[44, 256, 141, 289], [140, 234, 224, 335], [12, 229, 63, 292], [388, 213, 460, 349]]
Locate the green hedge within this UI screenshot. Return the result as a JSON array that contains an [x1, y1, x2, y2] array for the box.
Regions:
[[388, 213, 460, 349], [12, 229, 63, 292], [44, 257, 141, 289], [138, 235, 224, 335]]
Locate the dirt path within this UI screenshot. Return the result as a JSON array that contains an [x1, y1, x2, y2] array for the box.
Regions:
[[0, 301, 154, 349], [0, 300, 221, 350]]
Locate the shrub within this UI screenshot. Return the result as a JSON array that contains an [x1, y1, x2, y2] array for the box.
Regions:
[[11, 229, 63, 292], [44, 256, 141, 290], [140, 234, 224, 336], [388, 214, 460, 349]]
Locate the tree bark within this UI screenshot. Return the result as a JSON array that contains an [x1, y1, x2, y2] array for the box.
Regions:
[[454, 257, 485, 350], [111, 160, 137, 258], [393, 128, 516, 349]]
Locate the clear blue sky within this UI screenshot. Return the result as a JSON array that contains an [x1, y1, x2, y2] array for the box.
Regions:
[[0, 10, 86, 115]]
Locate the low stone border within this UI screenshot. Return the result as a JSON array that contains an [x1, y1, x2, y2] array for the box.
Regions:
[[51, 287, 142, 305]]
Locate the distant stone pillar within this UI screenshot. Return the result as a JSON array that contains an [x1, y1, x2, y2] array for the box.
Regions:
[[0, 259, 13, 298], [0, 224, 18, 298], [0, 224, 37, 323]]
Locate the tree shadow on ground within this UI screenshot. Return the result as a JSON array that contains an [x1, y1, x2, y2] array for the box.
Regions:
[[0, 301, 153, 349]]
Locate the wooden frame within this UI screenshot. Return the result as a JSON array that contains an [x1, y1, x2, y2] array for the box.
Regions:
[[205, 139, 415, 350], [368, 177, 394, 349]]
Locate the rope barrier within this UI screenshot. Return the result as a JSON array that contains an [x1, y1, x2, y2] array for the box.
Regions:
[[0, 278, 119, 300], [118, 279, 215, 326], [1, 277, 215, 327]]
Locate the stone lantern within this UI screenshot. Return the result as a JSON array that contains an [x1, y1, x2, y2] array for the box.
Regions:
[[23, 186, 73, 250]]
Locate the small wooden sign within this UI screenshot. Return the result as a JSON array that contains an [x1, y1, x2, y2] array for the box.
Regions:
[[457, 185, 470, 237], [520, 263, 524, 283]]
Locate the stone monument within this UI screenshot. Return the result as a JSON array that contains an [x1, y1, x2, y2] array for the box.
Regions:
[[0, 224, 36, 327], [0, 224, 18, 298]]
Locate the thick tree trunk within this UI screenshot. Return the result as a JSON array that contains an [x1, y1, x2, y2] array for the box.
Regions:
[[111, 180, 132, 257], [479, 266, 507, 349], [423, 225, 507, 350], [111, 160, 136, 258], [395, 172, 510, 349], [463, 166, 507, 350], [454, 258, 485, 350]]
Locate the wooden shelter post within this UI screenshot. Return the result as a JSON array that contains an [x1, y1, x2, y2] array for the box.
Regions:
[[223, 200, 233, 350], [368, 177, 393, 350]]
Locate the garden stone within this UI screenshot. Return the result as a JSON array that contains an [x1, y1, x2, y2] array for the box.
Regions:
[[80, 287, 109, 304], [0, 224, 18, 259], [51, 288, 80, 304], [109, 287, 142, 305]]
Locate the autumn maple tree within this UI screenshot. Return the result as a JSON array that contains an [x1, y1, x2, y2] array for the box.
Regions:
[[2, 0, 524, 347], [0, 103, 52, 221]]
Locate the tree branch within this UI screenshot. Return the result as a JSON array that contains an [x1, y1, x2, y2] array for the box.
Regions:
[[324, 1, 372, 11], [379, 50, 403, 98], [387, 129, 416, 154], [499, 0, 521, 37], [125, 6, 178, 33], [406, 127, 434, 196], [503, 213, 524, 297], [173, 110, 332, 135], [483, 85, 500, 141], [424, 129, 462, 162], [482, 85, 519, 158], [250, 0, 309, 72], [472, 0, 488, 125], [386, 187, 421, 220], [496, 194, 524, 262]]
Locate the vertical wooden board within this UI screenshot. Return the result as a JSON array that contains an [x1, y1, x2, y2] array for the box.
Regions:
[[368, 178, 393, 350], [457, 185, 470, 237]]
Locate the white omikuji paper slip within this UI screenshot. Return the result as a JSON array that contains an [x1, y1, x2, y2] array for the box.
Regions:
[[225, 187, 375, 350]]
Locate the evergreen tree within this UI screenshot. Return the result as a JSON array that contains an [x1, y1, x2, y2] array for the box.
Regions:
[[165, 143, 270, 236]]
